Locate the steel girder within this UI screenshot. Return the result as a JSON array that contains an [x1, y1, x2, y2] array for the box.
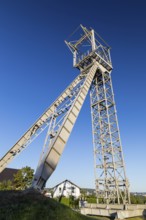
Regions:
[[32, 62, 99, 190], [0, 25, 131, 205], [90, 70, 130, 204], [0, 66, 93, 173]]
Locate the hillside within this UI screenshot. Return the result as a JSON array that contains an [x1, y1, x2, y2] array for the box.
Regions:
[[0, 190, 101, 220]]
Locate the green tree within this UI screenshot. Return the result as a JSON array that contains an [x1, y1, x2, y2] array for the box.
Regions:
[[0, 180, 13, 190], [130, 194, 146, 204], [14, 166, 34, 190], [69, 195, 75, 207]]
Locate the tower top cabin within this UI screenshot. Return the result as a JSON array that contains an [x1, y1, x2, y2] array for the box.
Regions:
[[65, 25, 112, 72]]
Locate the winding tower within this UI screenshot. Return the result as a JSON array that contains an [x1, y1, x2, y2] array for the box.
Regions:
[[0, 25, 130, 204]]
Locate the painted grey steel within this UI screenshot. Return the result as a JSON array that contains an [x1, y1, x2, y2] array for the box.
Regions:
[[90, 71, 130, 204], [66, 25, 130, 204], [32, 62, 98, 189], [0, 72, 88, 173], [0, 25, 130, 204]]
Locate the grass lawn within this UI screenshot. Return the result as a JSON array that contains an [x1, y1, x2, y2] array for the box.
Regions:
[[0, 190, 106, 220], [0, 190, 145, 220]]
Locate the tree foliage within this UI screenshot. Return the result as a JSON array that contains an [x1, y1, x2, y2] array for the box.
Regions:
[[13, 166, 34, 190], [0, 166, 34, 190], [0, 180, 13, 190], [130, 194, 146, 204]]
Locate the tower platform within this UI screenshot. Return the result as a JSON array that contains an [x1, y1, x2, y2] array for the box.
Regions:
[[80, 203, 146, 219]]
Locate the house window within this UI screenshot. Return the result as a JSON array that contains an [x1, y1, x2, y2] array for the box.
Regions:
[[59, 187, 61, 193], [72, 187, 75, 193]]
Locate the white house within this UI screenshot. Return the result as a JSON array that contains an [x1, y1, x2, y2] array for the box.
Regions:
[[52, 179, 81, 199]]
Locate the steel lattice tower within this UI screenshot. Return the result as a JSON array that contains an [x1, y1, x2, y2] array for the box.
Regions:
[[0, 25, 130, 204], [90, 71, 130, 204]]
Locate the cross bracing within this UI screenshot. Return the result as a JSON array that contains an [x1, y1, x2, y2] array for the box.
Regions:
[[90, 71, 130, 204], [32, 62, 99, 189], [0, 25, 130, 204]]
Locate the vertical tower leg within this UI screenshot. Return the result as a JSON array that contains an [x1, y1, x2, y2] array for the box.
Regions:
[[90, 70, 130, 204]]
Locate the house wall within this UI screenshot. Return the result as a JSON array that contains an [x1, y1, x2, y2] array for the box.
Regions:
[[53, 181, 80, 198]]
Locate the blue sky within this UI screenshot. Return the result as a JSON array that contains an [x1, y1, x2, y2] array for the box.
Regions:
[[0, 0, 146, 192]]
